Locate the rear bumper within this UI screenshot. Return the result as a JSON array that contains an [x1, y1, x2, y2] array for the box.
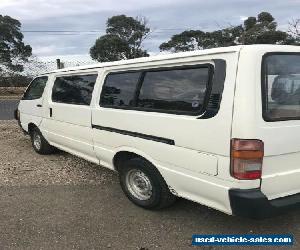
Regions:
[[229, 188, 300, 219]]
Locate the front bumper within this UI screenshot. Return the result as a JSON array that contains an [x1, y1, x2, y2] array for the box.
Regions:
[[14, 109, 19, 121], [229, 188, 300, 219], [14, 109, 27, 135]]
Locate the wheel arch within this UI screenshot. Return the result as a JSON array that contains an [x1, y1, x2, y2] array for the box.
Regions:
[[28, 122, 38, 136], [112, 148, 162, 175], [113, 149, 158, 172], [112, 148, 175, 192]]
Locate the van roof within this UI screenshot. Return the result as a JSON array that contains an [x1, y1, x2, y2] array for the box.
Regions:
[[48, 44, 300, 74]]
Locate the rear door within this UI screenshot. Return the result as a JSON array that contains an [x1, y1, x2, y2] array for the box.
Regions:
[[19, 76, 48, 129], [259, 52, 300, 199], [42, 72, 98, 163]]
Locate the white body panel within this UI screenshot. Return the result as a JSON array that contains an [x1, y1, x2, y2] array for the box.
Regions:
[[19, 99, 43, 132], [18, 78, 50, 132], [40, 73, 99, 163], [17, 45, 300, 215], [232, 45, 300, 200]]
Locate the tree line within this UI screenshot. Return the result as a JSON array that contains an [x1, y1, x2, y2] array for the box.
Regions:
[[0, 12, 300, 86], [90, 12, 300, 61]]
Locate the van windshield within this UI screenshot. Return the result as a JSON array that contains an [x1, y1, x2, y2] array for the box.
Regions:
[[262, 53, 300, 121]]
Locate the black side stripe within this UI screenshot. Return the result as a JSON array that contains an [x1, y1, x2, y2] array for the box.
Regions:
[[92, 125, 175, 145]]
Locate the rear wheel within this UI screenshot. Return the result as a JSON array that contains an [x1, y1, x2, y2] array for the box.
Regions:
[[119, 157, 176, 209], [30, 127, 55, 155]]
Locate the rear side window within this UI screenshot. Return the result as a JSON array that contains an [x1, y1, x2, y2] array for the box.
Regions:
[[100, 65, 212, 115], [52, 74, 97, 105], [262, 53, 300, 121], [101, 72, 141, 107], [23, 76, 48, 100], [138, 67, 210, 113]]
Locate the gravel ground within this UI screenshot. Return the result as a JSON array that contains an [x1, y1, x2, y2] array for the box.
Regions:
[[0, 121, 117, 186], [0, 87, 25, 96]]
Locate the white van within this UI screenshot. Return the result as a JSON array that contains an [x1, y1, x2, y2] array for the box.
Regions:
[[15, 45, 300, 218]]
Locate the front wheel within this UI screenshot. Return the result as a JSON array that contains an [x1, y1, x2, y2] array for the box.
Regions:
[[119, 157, 176, 209], [30, 127, 55, 155]]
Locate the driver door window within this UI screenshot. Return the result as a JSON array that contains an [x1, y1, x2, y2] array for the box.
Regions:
[[23, 76, 48, 100]]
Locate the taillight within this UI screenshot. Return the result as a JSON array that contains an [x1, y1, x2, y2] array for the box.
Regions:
[[230, 139, 264, 180]]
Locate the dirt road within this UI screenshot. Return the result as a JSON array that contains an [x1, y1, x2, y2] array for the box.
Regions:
[[0, 100, 19, 120]]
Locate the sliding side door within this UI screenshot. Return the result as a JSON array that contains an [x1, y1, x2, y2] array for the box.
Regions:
[[42, 72, 98, 163]]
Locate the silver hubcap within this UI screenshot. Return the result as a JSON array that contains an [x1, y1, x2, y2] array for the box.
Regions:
[[33, 133, 42, 150], [125, 169, 153, 200]]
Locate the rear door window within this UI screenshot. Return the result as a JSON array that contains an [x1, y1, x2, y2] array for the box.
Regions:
[[262, 53, 300, 121]]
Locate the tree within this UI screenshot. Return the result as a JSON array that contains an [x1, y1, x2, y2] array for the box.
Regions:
[[239, 12, 292, 45], [160, 12, 298, 53], [0, 15, 32, 73], [159, 30, 207, 52], [288, 19, 300, 44], [159, 26, 243, 52], [90, 15, 150, 62], [207, 25, 243, 48]]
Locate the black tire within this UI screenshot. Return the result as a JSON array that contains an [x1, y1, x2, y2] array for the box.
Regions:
[[30, 127, 55, 155], [119, 157, 176, 209]]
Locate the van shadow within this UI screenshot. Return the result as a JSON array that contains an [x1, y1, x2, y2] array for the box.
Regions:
[[155, 197, 299, 235]]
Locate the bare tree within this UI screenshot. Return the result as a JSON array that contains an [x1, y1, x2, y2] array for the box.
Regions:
[[288, 19, 300, 39]]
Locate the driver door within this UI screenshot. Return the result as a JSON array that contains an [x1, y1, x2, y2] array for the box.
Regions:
[[19, 76, 48, 130]]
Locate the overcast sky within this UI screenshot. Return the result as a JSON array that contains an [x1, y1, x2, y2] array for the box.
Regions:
[[0, 0, 300, 61]]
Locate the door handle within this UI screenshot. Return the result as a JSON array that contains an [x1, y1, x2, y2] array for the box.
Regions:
[[36, 104, 42, 107], [49, 108, 53, 117]]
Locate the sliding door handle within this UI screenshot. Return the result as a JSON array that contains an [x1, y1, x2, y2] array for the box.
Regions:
[[49, 108, 53, 117], [36, 104, 42, 107]]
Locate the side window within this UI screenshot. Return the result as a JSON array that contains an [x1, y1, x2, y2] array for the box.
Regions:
[[99, 65, 212, 115], [23, 76, 48, 100], [138, 67, 210, 114], [262, 53, 300, 121], [100, 72, 141, 107], [52, 74, 97, 105]]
